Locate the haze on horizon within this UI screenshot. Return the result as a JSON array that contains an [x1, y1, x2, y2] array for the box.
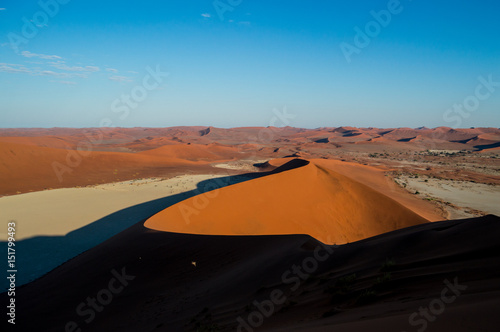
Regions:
[[1, 0, 499, 129]]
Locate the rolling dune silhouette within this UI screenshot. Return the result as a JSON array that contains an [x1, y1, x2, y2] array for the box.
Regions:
[[145, 159, 428, 244]]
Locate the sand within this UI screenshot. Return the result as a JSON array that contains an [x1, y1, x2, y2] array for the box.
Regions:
[[2, 126, 499, 196], [395, 174, 500, 218], [0, 174, 226, 241], [0, 140, 245, 196], [6, 215, 500, 331], [0, 124, 498, 331], [0, 173, 254, 288], [145, 159, 428, 244], [310, 158, 445, 221]]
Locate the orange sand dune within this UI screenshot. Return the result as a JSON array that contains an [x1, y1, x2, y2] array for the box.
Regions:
[[0, 135, 79, 149], [360, 136, 391, 144], [121, 137, 180, 151], [145, 159, 428, 244], [461, 135, 500, 147], [478, 146, 500, 153], [477, 133, 500, 141], [139, 142, 240, 161], [0, 141, 211, 195], [311, 158, 444, 221]]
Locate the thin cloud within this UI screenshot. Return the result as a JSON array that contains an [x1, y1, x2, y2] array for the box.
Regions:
[[106, 68, 118, 73], [0, 8, 6, 11], [84, 65, 99, 72], [50, 80, 77, 85], [109, 75, 132, 82], [201, 13, 211, 18], [39, 70, 67, 77], [21, 51, 62, 60], [0, 63, 31, 74], [0, 63, 89, 78], [50, 63, 100, 72], [38, 70, 87, 78]]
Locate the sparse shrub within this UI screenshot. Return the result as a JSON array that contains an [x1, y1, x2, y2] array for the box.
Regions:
[[375, 272, 392, 285], [381, 258, 396, 272], [356, 290, 378, 305], [326, 273, 357, 296]]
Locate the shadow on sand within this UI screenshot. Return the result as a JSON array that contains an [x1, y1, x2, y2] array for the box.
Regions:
[[1, 172, 266, 290]]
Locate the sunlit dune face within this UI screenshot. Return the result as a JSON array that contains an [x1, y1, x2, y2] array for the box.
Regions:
[[145, 159, 428, 244], [0, 141, 233, 196]]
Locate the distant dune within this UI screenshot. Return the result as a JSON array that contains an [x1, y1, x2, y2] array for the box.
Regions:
[[145, 159, 428, 244], [1, 126, 499, 195], [0, 141, 231, 195], [138, 142, 239, 161]]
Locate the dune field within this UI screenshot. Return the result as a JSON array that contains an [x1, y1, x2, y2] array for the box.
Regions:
[[1, 126, 499, 331]]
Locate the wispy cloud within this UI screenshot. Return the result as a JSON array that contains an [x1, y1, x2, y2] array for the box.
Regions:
[[201, 13, 211, 18], [50, 80, 77, 85], [0, 63, 31, 74], [109, 75, 132, 83], [0, 8, 6, 11], [238, 21, 251, 26], [21, 51, 62, 60], [2, 52, 134, 83], [50, 62, 100, 72], [40, 70, 87, 78], [0, 62, 88, 78], [39, 70, 67, 77]]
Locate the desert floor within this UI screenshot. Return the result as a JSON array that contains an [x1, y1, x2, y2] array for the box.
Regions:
[[1, 126, 499, 331]]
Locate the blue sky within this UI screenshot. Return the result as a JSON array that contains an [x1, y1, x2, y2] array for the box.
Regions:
[[1, 0, 499, 128]]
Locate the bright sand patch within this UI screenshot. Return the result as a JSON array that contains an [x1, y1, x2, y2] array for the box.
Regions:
[[1, 173, 241, 287], [0, 174, 226, 241], [398, 175, 500, 217]]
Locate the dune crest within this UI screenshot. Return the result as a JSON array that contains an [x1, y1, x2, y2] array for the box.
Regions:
[[145, 159, 428, 244]]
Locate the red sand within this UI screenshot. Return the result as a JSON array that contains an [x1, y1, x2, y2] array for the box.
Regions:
[[2, 126, 498, 195], [311, 158, 444, 221], [145, 159, 428, 244], [0, 141, 229, 195]]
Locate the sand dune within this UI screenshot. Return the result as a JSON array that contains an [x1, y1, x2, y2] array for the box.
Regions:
[[310, 158, 444, 221], [2, 126, 498, 148], [0, 136, 78, 149], [1, 126, 498, 212], [7, 213, 499, 331], [145, 159, 428, 244], [139, 142, 240, 161], [1, 126, 498, 331], [0, 141, 215, 196], [0, 173, 260, 288]]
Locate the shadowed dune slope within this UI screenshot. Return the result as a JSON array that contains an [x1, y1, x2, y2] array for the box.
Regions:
[[145, 159, 428, 244], [6, 215, 499, 332]]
